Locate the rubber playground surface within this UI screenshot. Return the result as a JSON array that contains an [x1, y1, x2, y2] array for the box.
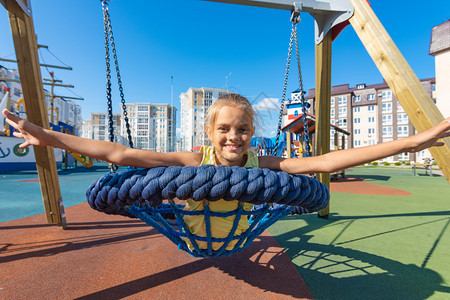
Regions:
[[1, 164, 449, 299]]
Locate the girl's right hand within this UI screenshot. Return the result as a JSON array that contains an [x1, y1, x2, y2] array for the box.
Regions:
[[2, 109, 49, 148]]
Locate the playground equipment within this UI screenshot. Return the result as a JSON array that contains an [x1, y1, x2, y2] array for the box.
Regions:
[[2, 0, 449, 228], [85, 1, 329, 257], [87, 165, 329, 257]]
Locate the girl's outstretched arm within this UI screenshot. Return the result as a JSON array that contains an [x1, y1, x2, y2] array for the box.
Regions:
[[261, 117, 450, 174], [2, 109, 201, 168]]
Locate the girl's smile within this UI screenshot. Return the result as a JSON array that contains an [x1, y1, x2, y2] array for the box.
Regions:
[[206, 105, 255, 167]]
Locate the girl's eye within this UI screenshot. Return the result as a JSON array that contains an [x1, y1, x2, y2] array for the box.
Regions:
[[240, 128, 249, 133]]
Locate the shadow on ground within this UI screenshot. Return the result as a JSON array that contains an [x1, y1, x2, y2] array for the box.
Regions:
[[271, 213, 450, 299]]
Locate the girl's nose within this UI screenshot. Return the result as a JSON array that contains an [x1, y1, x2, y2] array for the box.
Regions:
[[227, 129, 238, 141]]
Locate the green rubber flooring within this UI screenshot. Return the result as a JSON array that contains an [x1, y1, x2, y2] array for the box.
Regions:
[[269, 166, 450, 299]]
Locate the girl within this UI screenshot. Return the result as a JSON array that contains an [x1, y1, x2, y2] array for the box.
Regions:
[[2, 94, 450, 250]]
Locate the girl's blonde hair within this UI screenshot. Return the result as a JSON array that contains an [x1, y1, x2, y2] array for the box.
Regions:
[[205, 93, 256, 129]]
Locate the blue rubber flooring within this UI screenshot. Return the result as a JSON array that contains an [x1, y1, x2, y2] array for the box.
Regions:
[[0, 163, 127, 223]]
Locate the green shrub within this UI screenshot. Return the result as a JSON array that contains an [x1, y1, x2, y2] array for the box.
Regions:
[[372, 162, 378, 166], [394, 162, 401, 166], [405, 161, 411, 166], [384, 162, 391, 166], [432, 162, 437, 165]]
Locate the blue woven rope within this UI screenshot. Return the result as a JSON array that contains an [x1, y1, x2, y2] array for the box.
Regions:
[[87, 165, 329, 257]]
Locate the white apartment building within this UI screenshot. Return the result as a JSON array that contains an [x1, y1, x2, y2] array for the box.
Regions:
[[430, 20, 450, 117], [122, 103, 177, 152], [82, 112, 122, 143], [179, 87, 229, 151]]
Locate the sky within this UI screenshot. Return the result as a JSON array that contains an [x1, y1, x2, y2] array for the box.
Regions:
[[0, 0, 449, 137]]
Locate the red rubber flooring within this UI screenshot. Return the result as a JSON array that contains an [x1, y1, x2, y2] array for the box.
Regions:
[[0, 202, 312, 299]]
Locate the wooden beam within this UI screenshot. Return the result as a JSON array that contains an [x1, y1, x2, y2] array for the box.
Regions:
[[315, 31, 332, 218], [6, 1, 66, 227], [334, 131, 339, 150], [286, 131, 291, 158], [349, 0, 450, 182]]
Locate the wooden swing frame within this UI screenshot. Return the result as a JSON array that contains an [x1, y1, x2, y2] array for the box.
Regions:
[[1, 0, 448, 225]]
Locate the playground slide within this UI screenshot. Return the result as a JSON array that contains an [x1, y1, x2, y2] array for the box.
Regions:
[[68, 151, 93, 168]]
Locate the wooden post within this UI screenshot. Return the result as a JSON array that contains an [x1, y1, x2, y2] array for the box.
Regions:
[[334, 131, 339, 151], [286, 131, 291, 158], [349, 0, 450, 183], [315, 31, 332, 218], [4, 0, 66, 227]]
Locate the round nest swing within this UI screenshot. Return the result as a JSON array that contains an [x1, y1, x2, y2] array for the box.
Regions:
[[87, 165, 329, 257]]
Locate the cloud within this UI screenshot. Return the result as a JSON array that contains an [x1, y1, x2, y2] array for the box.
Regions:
[[252, 98, 279, 112]]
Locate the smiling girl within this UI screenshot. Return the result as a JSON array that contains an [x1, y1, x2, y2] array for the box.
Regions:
[[2, 93, 450, 250]]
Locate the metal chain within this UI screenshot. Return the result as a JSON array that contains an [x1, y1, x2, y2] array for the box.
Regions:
[[102, 0, 114, 144], [102, 0, 134, 172], [272, 20, 296, 156], [293, 22, 311, 157], [105, 7, 134, 149]]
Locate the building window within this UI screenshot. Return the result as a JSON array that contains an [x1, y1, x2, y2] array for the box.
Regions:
[[381, 91, 392, 101], [338, 96, 347, 106], [397, 125, 408, 136], [338, 118, 347, 127], [354, 129, 360, 135], [331, 97, 335, 106], [354, 140, 361, 147], [382, 126, 393, 137], [205, 91, 213, 99], [397, 101, 404, 112], [353, 95, 361, 102], [382, 102, 392, 113], [368, 105, 375, 112], [294, 110, 299, 117], [397, 113, 408, 124], [138, 106, 147, 112], [368, 128, 375, 134], [382, 114, 392, 125], [338, 107, 347, 117], [398, 152, 409, 161], [354, 107, 360, 113], [354, 118, 360, 124], [330, 108, 335, 118], [194, 92, 198, 99], [368, 116, 375, 123], [368, 94, 375, 101]]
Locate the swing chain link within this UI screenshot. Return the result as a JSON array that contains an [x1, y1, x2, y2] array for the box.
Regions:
[[102, 0, 134, 172], [273, 11, 311, 158], [293, 20, 311, 157], [272, 19, 296, 156], [102, 0, 113, 144]]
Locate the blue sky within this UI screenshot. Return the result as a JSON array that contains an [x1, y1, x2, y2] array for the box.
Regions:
[[1, 0, 449, 137]]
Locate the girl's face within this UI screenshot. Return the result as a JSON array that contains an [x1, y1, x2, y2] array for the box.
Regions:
[[206, 105, 255, 167]]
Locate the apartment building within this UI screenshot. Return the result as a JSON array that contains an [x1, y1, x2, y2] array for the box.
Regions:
[[122, 103, 177, 152], [300, 78, 435, 162], [430, 20, 450, 117], [82, 112, 122, 143], [179, 87, 229, 151]]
